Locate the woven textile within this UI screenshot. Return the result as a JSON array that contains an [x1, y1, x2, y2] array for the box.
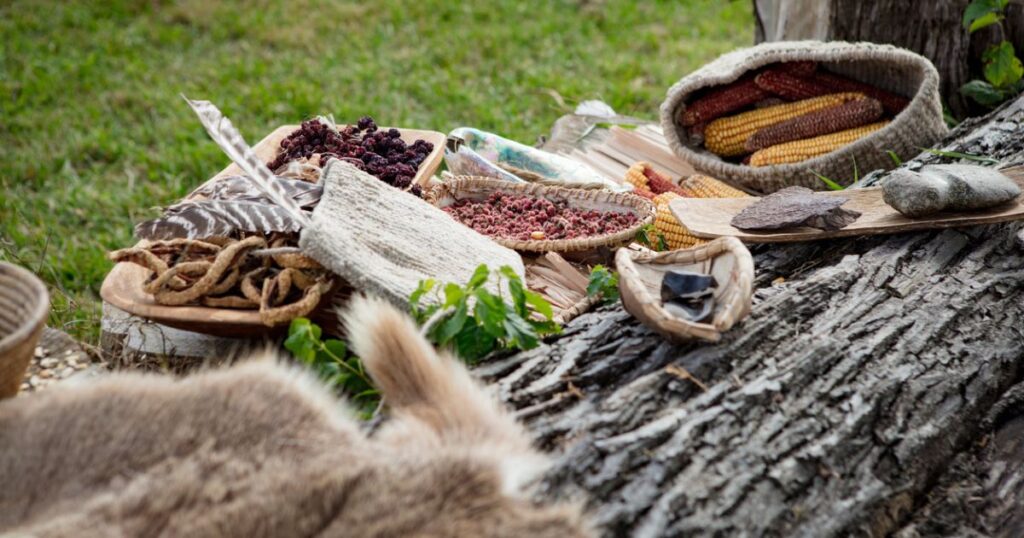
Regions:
[[299, 161, 524, 307], [660, 41, 949, 193]]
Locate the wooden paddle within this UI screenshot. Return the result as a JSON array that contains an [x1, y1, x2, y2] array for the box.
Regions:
[[669, 165, 1024, 243]]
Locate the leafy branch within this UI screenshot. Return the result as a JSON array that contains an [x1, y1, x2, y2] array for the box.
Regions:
[[284, 318, 379, 418], [961, 0, 1024, 107], [587, 265, 620, 304], [411, 264, 561, 364]]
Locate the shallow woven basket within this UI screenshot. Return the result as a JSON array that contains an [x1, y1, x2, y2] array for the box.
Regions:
[[0, 263, 49, 398], [615, 237, 753, 343], [660, 40, 949, 194], [430, 176, 654, 253]]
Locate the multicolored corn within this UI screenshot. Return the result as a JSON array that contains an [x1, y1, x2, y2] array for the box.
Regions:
[[749, 120, 889, 167], [755, 70, 909, 115], [678, 174, 750, 198], [704, 92, 864, 157], [745, 97, 883, 152]]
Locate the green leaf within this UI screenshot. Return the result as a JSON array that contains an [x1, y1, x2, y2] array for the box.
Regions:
[[467, 264, 490, 290], [453, 324, 498, 363], [322, 339, 347, 361], [918, 147, 1001, 165], [443, 282, 464, 308], [435, 300, 468, 344], [886, 150, 903, 166], [410, 278, 436, 308], [472, 288, 507, 338], [524, 289, 554, 320], [587, 265, 620, 303], [502, 312, 539, 350], [970, 11, 1003, 33], [961, 79, 1008, 107], [964, 0, 1007, 31], [810, 170, 845, 191], [983, 41, 1023, 88], [506, 275, 528, 317]]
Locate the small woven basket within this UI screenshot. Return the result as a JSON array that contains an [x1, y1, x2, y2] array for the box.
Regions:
[[430, 176, 655, 253], [615, 237, 753, 343], [660, 41, 949, 194], [0, 263, 49, 398]]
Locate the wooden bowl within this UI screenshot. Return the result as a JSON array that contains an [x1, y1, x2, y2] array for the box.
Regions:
[[430, 176, 655, 254], [100, 124, 445, 338], [0, 263, 49, 398], [615, 237, 753, 343]]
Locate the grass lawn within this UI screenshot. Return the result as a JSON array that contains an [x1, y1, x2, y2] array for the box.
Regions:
[[0, 0, 753, 344]]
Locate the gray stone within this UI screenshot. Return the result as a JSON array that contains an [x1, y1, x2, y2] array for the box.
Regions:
[[883, 164, 1021, 217]]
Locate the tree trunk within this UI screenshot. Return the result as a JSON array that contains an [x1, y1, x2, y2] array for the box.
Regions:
[[753, 0, 1024, 120], [495, 96, 1024, 536]]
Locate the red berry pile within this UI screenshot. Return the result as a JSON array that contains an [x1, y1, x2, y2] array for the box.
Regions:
[[268, 117, 433, 197], [444, 192, 639, 241]]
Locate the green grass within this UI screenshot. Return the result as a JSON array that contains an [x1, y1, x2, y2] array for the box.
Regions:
[[0, 0, 752, 344]]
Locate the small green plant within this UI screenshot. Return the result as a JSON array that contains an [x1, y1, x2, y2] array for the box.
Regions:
[[587, 265, 620, 304], [961, 0, 1024, 107], [886, 150, 903, 166], [635, 223, 669, 251], [284, 318, 379, 418], [411, 264, 560, 364], [810, 156, 859, 191]]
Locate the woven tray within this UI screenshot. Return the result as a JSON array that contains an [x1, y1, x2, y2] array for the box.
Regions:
[[615, 237, 753, 343], [430, 176, 655, 253], [660, 41, 948, 194]]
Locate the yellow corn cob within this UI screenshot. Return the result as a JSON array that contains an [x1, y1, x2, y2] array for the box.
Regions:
[[655, 202, 703, 249], [749, 120, 889, 167], [678, 174, 750, 198], [704, 92, 863, 157], [624, 162, 650, 191]]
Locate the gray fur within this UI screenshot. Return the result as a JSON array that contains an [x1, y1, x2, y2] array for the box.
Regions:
[[0, 296, 590, 537]]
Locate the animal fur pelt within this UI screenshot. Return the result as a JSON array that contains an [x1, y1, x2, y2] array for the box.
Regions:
[[0, 297, 590, 537]]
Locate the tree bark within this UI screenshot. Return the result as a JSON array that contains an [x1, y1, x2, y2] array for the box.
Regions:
[[492, 96, 1024, 536], [753, 0, 1024, 120]]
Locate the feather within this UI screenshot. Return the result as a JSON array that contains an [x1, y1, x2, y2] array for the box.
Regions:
[[135, 200, 306, 240], [182, 96, 311, 228], [190, 175, 322, 209]]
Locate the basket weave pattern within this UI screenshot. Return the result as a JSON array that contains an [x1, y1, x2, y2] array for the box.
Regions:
[[0, 263, 49, 398], [431, 176, 655, 253], [660, 41, 949, 194]]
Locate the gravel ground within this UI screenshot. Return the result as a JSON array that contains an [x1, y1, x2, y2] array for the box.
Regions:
[[20, 328, 107, 394]]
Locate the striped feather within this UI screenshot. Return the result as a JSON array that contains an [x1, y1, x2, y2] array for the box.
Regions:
[[182, 97, 311, 228], [189, 175, 322, 209], [135, 200, 306, 240]]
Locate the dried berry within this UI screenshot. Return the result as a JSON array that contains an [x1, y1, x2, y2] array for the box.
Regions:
[[443, 192, 639, 241]]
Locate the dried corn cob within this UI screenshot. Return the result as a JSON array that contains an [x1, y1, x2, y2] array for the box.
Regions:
[[749, 120, 889, 167], [678, 174, 750, 198], [704, 93, 863, 157], [756, 70, 909, 115], [653, 193, 704, 249], [643, 166, 687, 196], [745, 97, 883, 152], [774, 60, 818, 77], [680, 77, 768, 127]]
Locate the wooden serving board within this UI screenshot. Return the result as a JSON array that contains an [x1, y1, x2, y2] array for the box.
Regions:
[[100, 124, 445, 337], [670, 167, 1024, 243]]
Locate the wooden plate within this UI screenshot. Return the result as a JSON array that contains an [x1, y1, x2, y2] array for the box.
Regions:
[[669, 167, 1024, 243], [100, 124, 445, 337]]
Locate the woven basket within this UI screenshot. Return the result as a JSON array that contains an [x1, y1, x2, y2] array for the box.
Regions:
[[430, 176, 655, 253], [0, 263, 49, 398], [615, 237, 753, 343], [660, 41, 949, 194]]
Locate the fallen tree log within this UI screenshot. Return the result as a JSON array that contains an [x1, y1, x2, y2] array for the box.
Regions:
[[489, 95, 1024, 537]]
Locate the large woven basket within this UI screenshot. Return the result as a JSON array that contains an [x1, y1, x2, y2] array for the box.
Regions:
[[430, 176, 654, 253], [0, 263, 49, 398], [660, 41, 949, 194], [615, 237, 753, 343]]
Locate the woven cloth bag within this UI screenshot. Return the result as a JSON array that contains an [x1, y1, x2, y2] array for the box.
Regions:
[[660, 41, 949, 193], [299, 160, 525, 308]]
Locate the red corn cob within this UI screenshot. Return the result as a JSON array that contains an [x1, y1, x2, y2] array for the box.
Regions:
[[755, 70, 909, 115], [745, 97, 884, 152], [773, 60, 818, 77], [680, 77, 768, 126], [643, 166, 687, 196], [814, 72, 910, 115]]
